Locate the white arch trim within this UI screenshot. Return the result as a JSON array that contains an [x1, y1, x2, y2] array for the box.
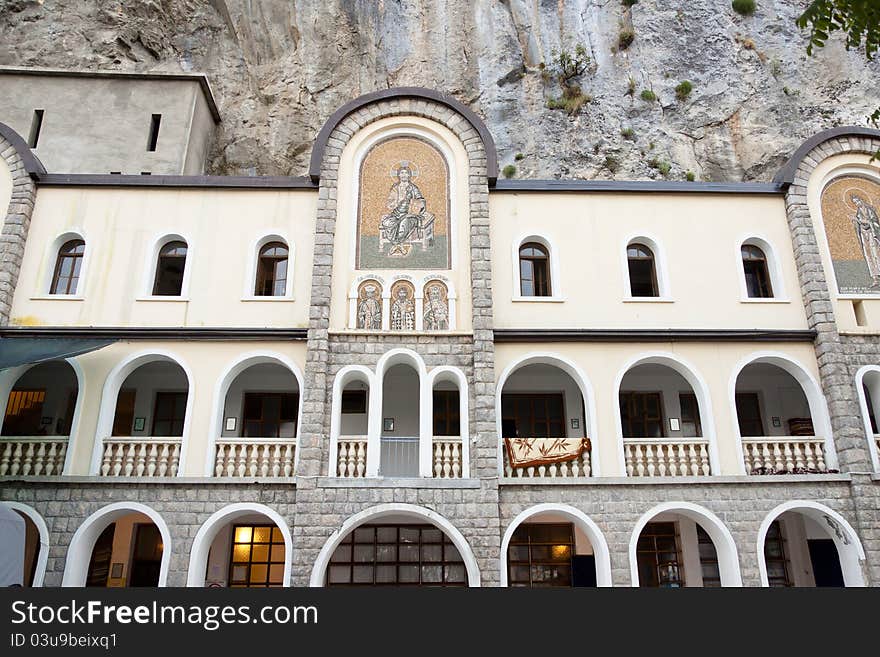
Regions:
[[855, 365, 880, 472], [614, 351, 720, 476], [756, 501, 866, 587], [3, 502, 50, 587], [495, 352, 601, 476], [62, 502, 171, 587], [203, 351, 305, 476], [91, 349, 195, 475], [242, 233, 294, 300], [728, 351, 837, 471], [426, 366, 470, 478], [736, 234, 789, 302], [0, 358, 85, 475], [511, 233, 564, 301], [629, 501, 742, 587], [329, 365, 376, 477], [621, 232, 673, 300], [41, 229, 90, 297], [309, 503, 481, 587], [187, 503, 293, 587], [375, 348, 430, 477], [140, 232, 193, 299], [500, 503, 612, 587]]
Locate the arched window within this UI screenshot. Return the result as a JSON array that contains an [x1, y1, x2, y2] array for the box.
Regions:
[[519, 242, 551, 296], [254, 242, 289, 296], [627, 243, 658, 297], [741, 244, 773, 298], [152, 241, 187, 296], [50, 239, 85, 295]]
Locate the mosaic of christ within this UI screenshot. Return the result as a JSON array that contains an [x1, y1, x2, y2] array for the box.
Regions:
[[820, 176, 880, 295], [357, 136, 450, 269]]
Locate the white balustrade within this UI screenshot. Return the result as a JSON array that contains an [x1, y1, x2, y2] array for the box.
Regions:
[[624, 439, 711, 476], [100, 438, 181, 477], [432, 437, 463, 478], [741, 437, 828, 474], [0, 437, 68, 476], [214, 439, 296, 477], [503, 442, 592, 479], [336, 437, 368, 478]]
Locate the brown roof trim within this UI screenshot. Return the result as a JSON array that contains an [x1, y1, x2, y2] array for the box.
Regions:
[[0, 122, 47, 177], [773, 126, 880, 185], [0, 327, 308, 341], [35, 173, 316, 189], [493, 328, 817, 342], [308, 87, 498, 184], [0, 66, 221, 123], [494, 180, 783, 194]]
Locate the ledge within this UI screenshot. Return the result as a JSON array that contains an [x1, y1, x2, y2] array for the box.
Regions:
[[492, 328, 818, 343], [0, 475, 298, 485], [0, 326, 308, 340], [494, 179, 784, 194], [499, 474, 853, 485], [35, 173, 317, 189], [319, 477, 482, 489]]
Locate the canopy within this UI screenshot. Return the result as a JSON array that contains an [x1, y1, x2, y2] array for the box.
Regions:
[[0, 503, 25, 586], [0, 337, 114, 370]]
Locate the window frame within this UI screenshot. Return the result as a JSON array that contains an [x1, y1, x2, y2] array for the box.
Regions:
[[622, 235, 671, 302], [228, 524, 286, 588], [636, 521, 685, 588], [619, 390, 666, 438], [254, 241, 290, 297], [511, 235, 564, 302], [518, 242, 552, 297], [243, 235, 295, 301], [49, 239, 86, 296], [507, 522, 576, 588], [39, 232, 89, 299], [140, 234, 192, 301], [736, 236, 788, 303]]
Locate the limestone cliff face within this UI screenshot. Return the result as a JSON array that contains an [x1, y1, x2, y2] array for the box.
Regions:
[[1, 0, 878, 181]]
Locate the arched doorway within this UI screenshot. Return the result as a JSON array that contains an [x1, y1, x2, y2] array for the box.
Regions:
[[94, 354, 191, 477], [497, 355, 595, 479], [629, 502, 741, 587], [311, 504, 480, 587], [757, 502, 865, 587], [63, 502, 170, 587], [733, 356, 833, 474], [617, 355, 715, 477], [380, 363, 420, 477], [211, 356, 301, 477], [1, 360, 80, 475], [501, 504, 612, 587], [0, 502, 48, 587], [187, 503, 292, 587]]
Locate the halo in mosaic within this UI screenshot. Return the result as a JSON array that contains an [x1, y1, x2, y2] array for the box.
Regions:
[[356, 280, 383, 329], [821, 176, 880, 295], [357, 136, 450, 269], [390, 280, 416, 331]]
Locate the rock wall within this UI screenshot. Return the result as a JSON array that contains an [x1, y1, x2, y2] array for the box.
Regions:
[[1, 0, 878, 181]]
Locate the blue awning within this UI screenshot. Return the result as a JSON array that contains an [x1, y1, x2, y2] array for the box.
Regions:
[[0, 337, 115, 370]]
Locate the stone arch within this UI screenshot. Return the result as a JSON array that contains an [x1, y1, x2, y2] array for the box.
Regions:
[[2, 501, 49, 587], [0, 122, 45, 326], [62, 501, 171, 587], [854, 364, 880, 472], [629, 501, 742, 587], [500, 503, 612, 587], [308, 87, 497, 184], [309, 502, 481, 587], [614, 352, 719, 476], [187, 502, 293, 587], [756, 500, 866, 587], [205, 351, 305, 476], [495, 352, 600, 476]]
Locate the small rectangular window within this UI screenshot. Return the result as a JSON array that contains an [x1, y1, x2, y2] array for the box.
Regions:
[[341, 390, 367, 414], [735, 392, 764, 437], [678, 393, 702, 437], [147, 114, 161, 152], [28, 109, 44, 149]]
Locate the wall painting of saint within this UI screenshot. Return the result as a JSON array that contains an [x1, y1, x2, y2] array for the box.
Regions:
[[357, 136, 450, 269], [820, 176, 880, 295]]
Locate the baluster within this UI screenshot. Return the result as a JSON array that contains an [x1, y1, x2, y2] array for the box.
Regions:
[[646, 444, 656, 477], [21, 442, 35, 476], [814, 441, 826, 472], [433, 442, 442, 478], [225, 444, 238, 477], [657, 444, 668, 477], [156, 443, 168, 477], [679, 443, 690, 476], [120, 443, 134, 476], [170, 442, 180, 476], [356, 442, 366, 477], [100, 442, 112, 476], [699, 444, 710, 475], [283, 443, 294, 477], [583, 451, 591, 477], [270, 444, 280, 477], [215, 444, 226, 477], [782, 442, 794, 472], [443, 443, 453, 478], [44, 442, 58, 476], [765, 442, 778, 473], [109, 443, 122, 476], [31, 442, 46, 476], [258, 444, 269, 477], [9, 442, 24, 477], [0, 442, 12, 476], [451, 442, 461, 478], [792, 442, 805, 471], [143, 443, 156, 477], [804, 441, 816, 471]]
